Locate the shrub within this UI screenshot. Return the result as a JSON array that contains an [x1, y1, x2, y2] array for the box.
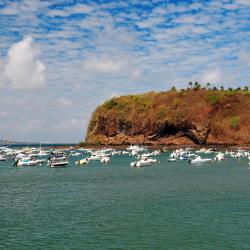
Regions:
[[170, 86, 177, 92], [156, 110, 166, 121], [207, 94, 219, 105], [103, 99, 117, 109], [230, 116, 240, 129]]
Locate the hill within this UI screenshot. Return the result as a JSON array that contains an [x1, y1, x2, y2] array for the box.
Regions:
[[85, 88, 250, 146]]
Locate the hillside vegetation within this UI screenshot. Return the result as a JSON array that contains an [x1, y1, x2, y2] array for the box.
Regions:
[[85, 87, 250, 146]]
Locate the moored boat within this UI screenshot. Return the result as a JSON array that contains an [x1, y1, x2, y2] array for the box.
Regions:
[[48, 153, 69, 168], [189, 156, 213, 164]]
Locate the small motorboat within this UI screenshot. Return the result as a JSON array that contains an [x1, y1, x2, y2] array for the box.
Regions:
[[168, 158, 176, 162], [0, 154, 7, 161], [189, 156, 213, 164], [130, 157, 158, 167], [100, 157, 110, 163], [48, 154, 69, 168], [75, 158, 89, 165], [214, 153, 225, 161], [15, 157, 38, 167]]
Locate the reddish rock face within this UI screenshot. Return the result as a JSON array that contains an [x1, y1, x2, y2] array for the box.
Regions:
[[85, 89, 250, 146]]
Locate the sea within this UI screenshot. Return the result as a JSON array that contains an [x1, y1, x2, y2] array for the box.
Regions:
[[1, 150, 250, 249]]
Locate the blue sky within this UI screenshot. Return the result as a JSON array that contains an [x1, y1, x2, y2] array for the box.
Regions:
[[0, 0, 249, 142]]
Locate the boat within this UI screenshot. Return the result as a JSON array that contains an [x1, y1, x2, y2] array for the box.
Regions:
[[15, 157, 38, 167], [48, 153, 69, 168], [88, 154, 101, 161], [130, 157, 158, 167], [0, 154, 7, 161], [71, 152, 82, 157], [37, 150, 50, 157], [189, 156, 213, 164], [100, 157, 110, 163], [214, 153, 225, 161], [75, 158, 89, 165], [168, 158, 176, 162]]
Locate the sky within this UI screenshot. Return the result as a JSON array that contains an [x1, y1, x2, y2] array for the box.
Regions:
[[0, 0, 249, 142]]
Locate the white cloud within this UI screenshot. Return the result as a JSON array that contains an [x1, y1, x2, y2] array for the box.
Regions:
[[58, 98, 73, 107], [48, 3, 93, 17], [83, 56, 125, 73], [0, 111, 8, 118], [201, 68, 222, 84], [235, 0, 250, 5], [131, 69, 141, 80], [0, 60, 8, 88], [4, 35, 46, 89], [238, 50, 250, 64], [0, 2, 19, 15], [55, 118, 84, 131]]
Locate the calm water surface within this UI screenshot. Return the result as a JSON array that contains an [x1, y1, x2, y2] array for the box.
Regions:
[[1, 153, 250, 249]]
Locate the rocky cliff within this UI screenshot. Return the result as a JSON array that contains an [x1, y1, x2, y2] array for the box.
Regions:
[[85, 89, 250, 146]]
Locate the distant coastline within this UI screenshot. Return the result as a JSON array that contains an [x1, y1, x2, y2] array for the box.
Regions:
[[0, 141, 77, 148]]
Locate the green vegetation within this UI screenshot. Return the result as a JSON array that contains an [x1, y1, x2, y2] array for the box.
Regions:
[[103, 98, 117, 109], [206, 94, 219, 105], [230, 116, 240, 129]]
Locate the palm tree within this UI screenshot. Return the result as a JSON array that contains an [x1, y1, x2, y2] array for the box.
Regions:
[[188, 81, 193, 89], [206, 82, 211, 89], [194, 81, 201, 90]]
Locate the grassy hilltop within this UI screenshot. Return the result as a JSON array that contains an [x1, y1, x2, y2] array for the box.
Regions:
[[85, 85, 250, 146]]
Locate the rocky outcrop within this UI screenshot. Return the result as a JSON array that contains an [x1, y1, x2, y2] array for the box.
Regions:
[[85, 89, 250, 146]]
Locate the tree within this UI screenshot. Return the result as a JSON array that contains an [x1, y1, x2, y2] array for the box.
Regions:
[[194, 81, 201, 90], [220, 86, 224, 91], [244, 86, 249, 92], [170, 86, 177, 92], [188, 81, 193, 89], [206, 82, 211, 89]]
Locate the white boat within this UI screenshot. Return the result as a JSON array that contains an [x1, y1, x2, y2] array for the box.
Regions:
[[130, 157, 158, 167], [88, 155, 101, 161], [214, 153, 225, 161], [100, 157, 110, 163], [48, 154, 69, 168], [75, 158, 89, 165], [190, 156, 213, 164], [36, 159, 46, 164], [168, 158, 176, 162], [71, 152, 81, 157], [37, 150, 50, 157], [16, 157, 38, 167], [0, 154, 7, 161]]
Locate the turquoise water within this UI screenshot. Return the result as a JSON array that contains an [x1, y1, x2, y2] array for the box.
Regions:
[[1, 153, 250, 249]]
